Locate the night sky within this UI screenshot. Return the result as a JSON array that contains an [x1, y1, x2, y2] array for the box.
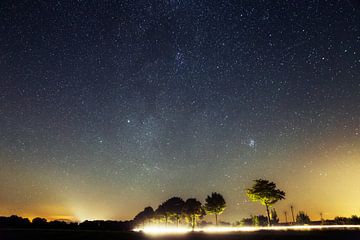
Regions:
[[0, 1, 359, 223]]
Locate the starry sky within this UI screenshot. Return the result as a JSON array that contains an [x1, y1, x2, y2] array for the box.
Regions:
[[0, 1, 359, 223]]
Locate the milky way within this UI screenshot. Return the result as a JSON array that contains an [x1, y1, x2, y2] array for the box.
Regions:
[[0, 1, 359, 222]]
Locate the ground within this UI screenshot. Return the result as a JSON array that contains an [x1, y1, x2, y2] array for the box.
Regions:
[[1, 229, 360, 240]]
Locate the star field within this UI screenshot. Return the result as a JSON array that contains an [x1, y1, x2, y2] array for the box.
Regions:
[[0, 1, 359, 222]]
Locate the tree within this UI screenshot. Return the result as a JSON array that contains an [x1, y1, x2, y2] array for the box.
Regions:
[[270, 208, 279, 225], [32, 217, 47, 228], [183, 198, 205, 231], [246, 179, 285, 226], [238, 217, 253, 226], [134, 206, 154, 228], [156, 197, 185, 227], [165, 197, 185, 227], [204, 192, 226, 226], [296, 211, 311, 225], [252, 215, 260, 227]]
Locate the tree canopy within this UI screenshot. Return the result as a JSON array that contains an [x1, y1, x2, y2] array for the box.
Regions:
[[246, 179, 285, 226], [246, 179, 285, 206], [184, 198, 205, 230], [204, 192, 226, 225], [133, 206, 154, 227], [156, 197, 185, 226]]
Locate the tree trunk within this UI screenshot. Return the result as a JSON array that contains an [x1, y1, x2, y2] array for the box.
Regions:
[[266, 205, 271, 227], [191, 215, 196, 231], [191, 216, 195, 231], [215, 214, 218, 226], [165, 215, 168, 228], [177, 217, 179, 228]]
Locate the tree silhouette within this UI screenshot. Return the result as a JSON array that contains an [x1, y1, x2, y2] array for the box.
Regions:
[[32, 217, 47, 228], [166, 197, 185, 227], [204, 192, 226, 226], [156, 203, 170, 227], [134, 206, 154, 228], [284, 211, 288, 224], [156, 197, 185, 227], [251, 215, 268, 226], [246, 179, 285, 226], [184, 198, 205, 231], [296, 211, 311, 224], [270, 208, 279, 225]]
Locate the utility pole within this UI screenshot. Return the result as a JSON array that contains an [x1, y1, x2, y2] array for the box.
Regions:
[[284, 211, 288, 225], [290, 205, 295, 224]]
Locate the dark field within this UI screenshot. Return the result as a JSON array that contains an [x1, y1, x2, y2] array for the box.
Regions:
[[1, 229, 360, 240]]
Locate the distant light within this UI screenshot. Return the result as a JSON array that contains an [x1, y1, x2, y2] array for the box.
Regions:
[[134, 225, 360, 235], [127, 119, 131, 123]]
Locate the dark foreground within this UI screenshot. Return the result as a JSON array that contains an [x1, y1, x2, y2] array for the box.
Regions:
[[1, 229, 360, 240]]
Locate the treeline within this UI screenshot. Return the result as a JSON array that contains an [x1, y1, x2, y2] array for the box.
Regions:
[[235, 214, 360, 227], [133, 179, 284, 228], [333, 216, 360, 225], [0, 215, 133, 231], [133, 192, 226, 230], [236, 209, 279, 227]]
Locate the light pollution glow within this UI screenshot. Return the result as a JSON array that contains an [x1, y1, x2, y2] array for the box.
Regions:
[[134, 225, 360, 235], [1, 139, 359, 222]]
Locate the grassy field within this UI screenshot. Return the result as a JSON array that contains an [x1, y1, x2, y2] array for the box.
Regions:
[[1, 228, 360, 240]]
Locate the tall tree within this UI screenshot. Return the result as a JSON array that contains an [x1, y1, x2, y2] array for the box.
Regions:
[[184, 198, 205, 231], [246, 179, 285, 226], [166, 197, 185, 227], [156, 197, 185, 227], [133, 206, 154, 228], [156, 203, 169, 227], [204, 192, 226, 226]]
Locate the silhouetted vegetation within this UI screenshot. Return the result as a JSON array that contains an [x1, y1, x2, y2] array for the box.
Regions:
[[184, 198, 206, 230], [79, 220, 133, 231], [132, 194, 222, 230], [2, 180, 360, 234], [0, 215, 133, 231], [296, 211, 311, 225], [134, 206, 154, 228], [246, 179, 285, 226], [0, 215, 30, 228], [270, 208, 279, 225], [156, 197, 185, 227], [32, 217, 47, 227], [236, 215, 268, 227], [334, 215, 360, 225], [204, 192, 226, 226]]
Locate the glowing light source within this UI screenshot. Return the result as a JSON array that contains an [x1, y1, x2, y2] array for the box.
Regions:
[[134, 226, 192, 234], [134, 225, 360, 235]]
